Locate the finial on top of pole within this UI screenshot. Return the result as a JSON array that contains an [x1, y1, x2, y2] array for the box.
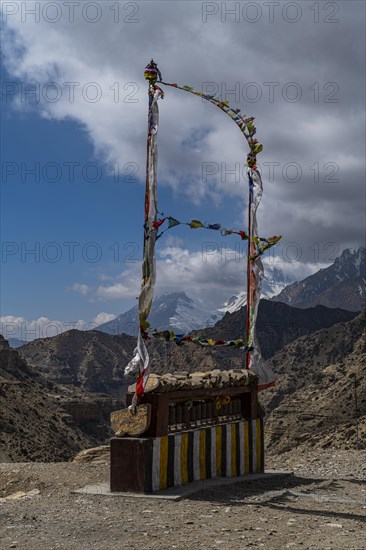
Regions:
[[144, 59, 162, 84]]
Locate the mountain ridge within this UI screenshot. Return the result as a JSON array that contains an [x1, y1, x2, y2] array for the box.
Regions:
[[96, 291, 220, 336], [19, 302, 357, 398], [272, 247, 365, 311], [193, 300, 358, 360], [18, 329, 136, 397], [0, 335, 121, 462], [262, 309, 366, 453]]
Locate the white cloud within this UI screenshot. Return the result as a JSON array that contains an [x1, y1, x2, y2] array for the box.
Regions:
[[0, 315, 84, 341], [68, 283, 91, 296], [75, 244, 322, 310], [0, 242, 324, 342], [0, 312, 117, 342], [96, 282, 138, 301], [2, 0, 364, 318], [2, 1, 364, 231], [92, 312, 117, 325]]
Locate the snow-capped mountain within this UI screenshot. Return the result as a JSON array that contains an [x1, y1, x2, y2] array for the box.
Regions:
[[96, 248, 365, 334], [96, 292, 220, 336], [272, 247, 365, 311], [220, 264, 294, 314]]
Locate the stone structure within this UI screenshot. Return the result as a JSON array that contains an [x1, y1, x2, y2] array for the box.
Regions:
[[110, 370, 264, 493]]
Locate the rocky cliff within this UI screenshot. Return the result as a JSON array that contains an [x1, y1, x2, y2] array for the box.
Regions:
[[18, 302, 357, 398], [0, 336, 122, 462], [19, 329, 136, 397], [262, 309, 366, 453], [272, 247, 365, 311]]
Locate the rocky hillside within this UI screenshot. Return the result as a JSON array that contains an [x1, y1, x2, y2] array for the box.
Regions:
[[262, 309, 366, 454], [272, 247, 365, 311], [195, 300, 357, 359], [3, 303, 365, 462], [0, 336, 122, 462], [7, 337, 26, 349], [145, 302, 357, 378], [19, 303, 357, 396], [19, 329, 136, 397]]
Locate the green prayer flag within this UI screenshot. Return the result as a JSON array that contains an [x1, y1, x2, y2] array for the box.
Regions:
[[168, 217, 180, 228], [247, 121, 255, 134], [254, 143, 263, 154], [189, 219, 205, 229]]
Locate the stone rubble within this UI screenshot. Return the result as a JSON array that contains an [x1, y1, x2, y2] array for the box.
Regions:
[[127, 369, 258, 394]]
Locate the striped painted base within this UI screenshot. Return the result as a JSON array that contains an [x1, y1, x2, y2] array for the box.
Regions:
[[110, 419, 264, 493], [148, 418, 263, 492]]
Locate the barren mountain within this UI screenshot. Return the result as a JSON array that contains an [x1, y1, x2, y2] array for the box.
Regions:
[[18, 329, 136, 398], [0, 336, 122, 462], [272, 247, 365, 311], [3, 304, 365, 464], [7, 337, 26, 349], [195, 299, 358, 359], [18, 303, 357, 397], [262, 309, 366, 454]]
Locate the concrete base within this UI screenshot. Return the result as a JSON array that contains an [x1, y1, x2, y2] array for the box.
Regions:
[[111, 419, 265, 493], [73, 470, 293, 501]]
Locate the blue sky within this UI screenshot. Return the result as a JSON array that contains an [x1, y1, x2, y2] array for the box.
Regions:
[[1, 1, 365, 340], [1, 86, 239, 308], [1, 63, 258, 328]]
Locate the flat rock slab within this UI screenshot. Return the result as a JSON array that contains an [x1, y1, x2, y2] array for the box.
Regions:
[[72, 470, 293, 501]]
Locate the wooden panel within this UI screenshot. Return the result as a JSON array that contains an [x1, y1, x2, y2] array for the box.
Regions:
[[110, 437, 147, 493], [128, 385, 252, 402], [127, 384, 258, 438], [250, 387, 258, 419]]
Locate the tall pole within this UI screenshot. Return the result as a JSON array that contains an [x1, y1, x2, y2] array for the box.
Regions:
[[143, 80, 152, 280], [245, 174, 253, 370], [354, 376, 359, 450], [142, 59, 160, 289], [132, 59, 161, 402]]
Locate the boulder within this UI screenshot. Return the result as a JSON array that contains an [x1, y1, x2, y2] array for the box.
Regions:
[[73, 445, 110, 463]]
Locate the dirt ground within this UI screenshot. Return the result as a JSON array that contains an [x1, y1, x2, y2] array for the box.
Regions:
[[1, 450, 365, 550]]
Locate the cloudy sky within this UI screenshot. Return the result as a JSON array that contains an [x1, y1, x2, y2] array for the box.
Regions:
[[1, 0, 365, 339]]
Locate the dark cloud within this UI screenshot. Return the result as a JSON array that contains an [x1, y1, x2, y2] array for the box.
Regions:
[[2, 0, 365, 265]]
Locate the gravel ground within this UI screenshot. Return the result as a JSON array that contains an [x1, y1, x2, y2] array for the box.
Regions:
[[1, 450, 365, 550]]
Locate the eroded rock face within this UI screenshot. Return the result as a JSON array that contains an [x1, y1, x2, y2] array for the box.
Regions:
[[263, 309, 366, 453], [17, 303, 357, 400], [0, 338, 122, 462], [18, 330, 136, 397]]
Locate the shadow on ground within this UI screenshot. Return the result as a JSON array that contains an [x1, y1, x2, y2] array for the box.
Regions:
[[188, 475, 366, 523]]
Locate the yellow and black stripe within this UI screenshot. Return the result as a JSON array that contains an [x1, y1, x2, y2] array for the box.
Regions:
[[148, 419, 264, 492]]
